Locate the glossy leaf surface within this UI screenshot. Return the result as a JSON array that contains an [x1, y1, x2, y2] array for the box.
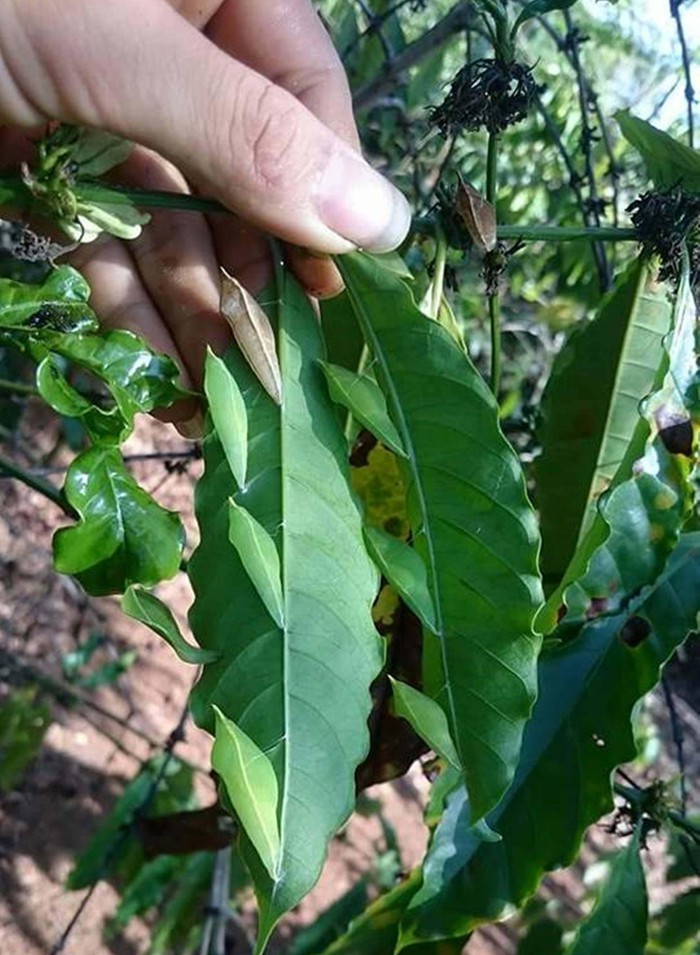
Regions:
[[398, 533, 700, 947], [54, 447, 184, 595], [189, 270, 382, 947], [122, 587, 218, 665], [337, 251, 542, 822], [0, 266, 97, 330], [567, 828, 647, 955]]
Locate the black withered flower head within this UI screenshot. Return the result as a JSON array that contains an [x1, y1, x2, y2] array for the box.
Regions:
[[627, 186, 700, 289], [430, 58, 538, 136]]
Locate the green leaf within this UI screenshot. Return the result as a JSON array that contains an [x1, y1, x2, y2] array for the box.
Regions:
[[336, 251, 543, 823], [212, 706, 281, 880], [188, 270, 382, 947], [204, 346, 248, 489], [36, 354, 127, 444], [567, 828, 647, 955], [0, 687, 50, 792], [390, 677, 460, 770], [536, 257, 672, 590], [227, 498, 284, 628], [122, 587, 218, 665], [539, 258, 694, 631], [320, 360, 406, 457], [0, 266, 97, 331], [53, 447, 184, 595], [513, 0, 578, 33], [42, 328, 188, 419], [364, 526, 437, 630], [616, 111, 700, 192], [397, 533, 700, 948]]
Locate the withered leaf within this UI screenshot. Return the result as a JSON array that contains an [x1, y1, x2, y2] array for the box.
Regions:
[[455, 177, 497, 253], [219, 268, 282, 405]]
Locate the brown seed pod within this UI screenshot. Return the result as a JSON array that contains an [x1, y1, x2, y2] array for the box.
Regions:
[[455, 177, 497, 253], [219, 268, 282, 405]]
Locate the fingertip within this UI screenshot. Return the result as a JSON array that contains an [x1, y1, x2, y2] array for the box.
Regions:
[[286, 246, 344, 300]]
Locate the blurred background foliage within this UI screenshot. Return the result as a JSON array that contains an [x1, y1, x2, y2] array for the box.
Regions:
[[318, 0, 699, 455]]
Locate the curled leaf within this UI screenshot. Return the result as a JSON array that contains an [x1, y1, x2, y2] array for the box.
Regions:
[[220, 268, 282, 405], [455, 178, 497, 253]]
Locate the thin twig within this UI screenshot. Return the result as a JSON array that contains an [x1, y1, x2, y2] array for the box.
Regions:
[[562, 10, 611, 290], [670, 0, 696, 148], [0, 452, 76, 517], [50, 703, 191, 955], [353, 2, 480, 110], [662, 675, 688, 815]]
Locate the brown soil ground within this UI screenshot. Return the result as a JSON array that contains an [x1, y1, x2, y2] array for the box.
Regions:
[[1, 410, 698, 955]]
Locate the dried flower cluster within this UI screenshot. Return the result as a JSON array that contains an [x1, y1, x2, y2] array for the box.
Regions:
[[430, 58, 538, 136]]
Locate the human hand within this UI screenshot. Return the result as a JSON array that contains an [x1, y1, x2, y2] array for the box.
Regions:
[[1, 0, 411, 425]]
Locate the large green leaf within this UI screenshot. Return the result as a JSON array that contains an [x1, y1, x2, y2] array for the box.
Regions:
[[567, 828, 647, 955], [616, 111, 700, 192], [53, 447, 184, 595], [539, 258, 695, 631], [397, 533, 700, 948], [188, 270, 383, 949], [536, 257, 672, 588], [336, 251, 542, 822]]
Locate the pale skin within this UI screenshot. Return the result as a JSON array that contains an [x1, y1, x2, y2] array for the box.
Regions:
[[0, 0, 411, 426]]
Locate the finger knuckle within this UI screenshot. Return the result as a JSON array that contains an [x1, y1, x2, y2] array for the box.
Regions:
[[236, 81, 307, 192]]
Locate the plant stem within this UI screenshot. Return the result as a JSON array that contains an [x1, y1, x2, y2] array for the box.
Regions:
[[0, 377, 38, 397], [497, 225, 637, 242], [429, 228, 448, 319], [485, 132, 501, 397], [0, 452, 76, 517]]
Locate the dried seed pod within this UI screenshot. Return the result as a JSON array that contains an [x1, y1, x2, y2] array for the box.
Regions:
[[455, 178, 497, 253], [219, 268, 282, 405]]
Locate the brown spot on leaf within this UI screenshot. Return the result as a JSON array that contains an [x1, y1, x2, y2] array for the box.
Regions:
[[619, 615, 652, 648]]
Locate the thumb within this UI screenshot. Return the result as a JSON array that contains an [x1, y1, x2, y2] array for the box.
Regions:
[[5, 0, 411, 253]]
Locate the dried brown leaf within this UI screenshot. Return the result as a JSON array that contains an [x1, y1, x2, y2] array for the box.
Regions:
[[219, 268, 282, 405]]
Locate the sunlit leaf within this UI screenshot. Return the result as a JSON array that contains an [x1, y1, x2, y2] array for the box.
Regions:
[[212, 706, 281, 880], [188, 269, 382, 948], [204, 346, 248, 489], [54, 447, 184, 595], [122, 586, 218, 665], [616, 111, 700, 192], [390, 677, 460, 770]]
